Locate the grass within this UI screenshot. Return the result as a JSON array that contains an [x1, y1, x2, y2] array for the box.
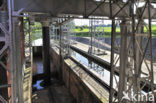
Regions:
[[75, 32, 120, 37], [144, 25, 156, 32], [74, 27, 120, 33], [30, 24, 156, 42], [144, 25, 156, 36], [74, 25, 156, 37], [31, 31, 42, 41]]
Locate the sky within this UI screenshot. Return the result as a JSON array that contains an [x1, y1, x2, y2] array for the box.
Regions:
[[74, 19, 156, 26], [74, 19, 112, 26]]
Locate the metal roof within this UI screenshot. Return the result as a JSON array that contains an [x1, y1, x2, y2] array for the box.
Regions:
[[14, 0, 156, 19]]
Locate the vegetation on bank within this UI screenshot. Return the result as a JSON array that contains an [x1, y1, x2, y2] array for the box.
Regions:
[[74, 32, 121, 37], [28, 22, 156, 41], [74, 25, 156, 37], [24, 22, 42, 42], [74, 26, 120, 33]]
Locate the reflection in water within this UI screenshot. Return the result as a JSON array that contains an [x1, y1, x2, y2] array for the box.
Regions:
[[33, 57, 43, 75], [37, 61, 43, 74], [70, 48, 156, 92], [33, 80, 44, 90], [71, 50, 114, 85]]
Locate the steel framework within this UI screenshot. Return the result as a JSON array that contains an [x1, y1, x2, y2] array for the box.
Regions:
[[0, 0, 30, 103], [109, 0, 156, 102], [0, 0, 14, 102], [0, 0, 155, 103]]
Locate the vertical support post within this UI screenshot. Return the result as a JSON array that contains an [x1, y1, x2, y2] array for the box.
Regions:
[[136, 21, 144, 78], [118, 20, 129, 102], [109, 0, 115, 102], [28, 20, 32, 61], [42, 21, 51, 86], [130, 0, 138, 97], [11, 18, 23, 103], [19, 16, 25, 65], [7, 0, 25, 102], [109, 18, 115, 103], [90, 19, 93, 54], [8, 0, 15, 102], [59, 25, 63, 80]]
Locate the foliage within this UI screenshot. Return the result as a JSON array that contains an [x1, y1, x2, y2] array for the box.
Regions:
[[74, 27, 120, 33], [75, 32, 120, 37], [24, 21, 42, 42], [27, 21, 156, 41], [31, 22, 42, 41], [74, 25, 156, 37]]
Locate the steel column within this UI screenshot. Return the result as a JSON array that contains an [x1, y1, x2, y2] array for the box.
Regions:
[[59, 25, 63, 80], [14, 18, 23, 103], [118, 20, 130, 102], [109, 18, 116, 103]]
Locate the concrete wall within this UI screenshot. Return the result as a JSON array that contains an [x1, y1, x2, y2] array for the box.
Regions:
[[50, 47, 102, 103], [50, 47, 60, 78], [33, 46, 42, 57]]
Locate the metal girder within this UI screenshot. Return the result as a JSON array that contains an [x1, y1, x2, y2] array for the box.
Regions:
[[58, 18, 73, 25], [0, 0, 25, 102], [86, 0, 106, 17], [9, 0, 156, 103], [0, 95, 7, 103], [0, 84, 11, 89], [0, 9, 10, 102], [109, 0, 155, 102]]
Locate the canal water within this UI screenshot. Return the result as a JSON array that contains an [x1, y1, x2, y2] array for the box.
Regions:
[[32, 56, 44, 91], [70, 49, 113, 86], [70, 48, 156, 89], [73, 37, 156, 61]]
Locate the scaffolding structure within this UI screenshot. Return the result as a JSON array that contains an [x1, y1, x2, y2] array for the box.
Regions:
[[0, 0, 32, 102], [109, 1, 155, 102], [89, 18, 107, 55]]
